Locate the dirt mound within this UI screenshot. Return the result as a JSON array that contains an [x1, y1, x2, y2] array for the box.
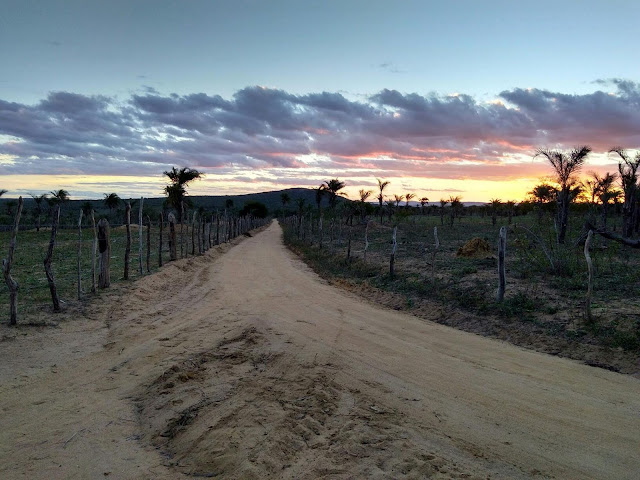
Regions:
[[456, 238, 493, 258]]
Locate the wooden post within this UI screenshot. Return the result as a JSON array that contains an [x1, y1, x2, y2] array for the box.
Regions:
[[319, 214, 323, 249], [138, 197, 144, 276], [44, 205, 61, 311], [97, 218, 111, 288], [91, 210, 97, 293], [216, 212, 220, 245], [158, 212, 164, 267], [3, 196, 23, 325], [191, 211, 196, 255], [346, 224, 352, 262], [124, 202, 131, 280], [77, 209, 83, 299], [432, 226, 439, 278], [390, 225, 397, 278], [180, 202, 185, 258], [168, 213, 177, 261], [496, 226, 506, 302], [146, 215, 151, 273], [364, 221, 369, 262], [584, 230, 594, 323]]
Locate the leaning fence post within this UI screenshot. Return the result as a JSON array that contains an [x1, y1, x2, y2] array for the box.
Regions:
[[3, 196, 23, 325], [97, 218, 111, 288], [584, 230, 594, 323], [44, 205, 62, 311], [390, 225, 397, 278], [496, 226, 506, 302]]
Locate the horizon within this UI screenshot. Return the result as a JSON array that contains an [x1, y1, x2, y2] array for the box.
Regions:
[[1, 1, 639, 203]]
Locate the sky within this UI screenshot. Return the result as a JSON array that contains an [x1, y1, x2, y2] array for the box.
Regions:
[[1, 0, 639, 202]]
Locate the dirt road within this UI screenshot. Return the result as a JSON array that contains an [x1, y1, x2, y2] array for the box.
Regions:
[[1, 221, 638, 479]]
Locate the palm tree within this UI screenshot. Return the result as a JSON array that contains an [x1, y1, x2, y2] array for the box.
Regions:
[[0, 189, 7, 197], [535, 146, 591, 244], [448, 195, 462, 226], [321, 179, 347, 210], [50, 189, 70, 204], [376, 178, 390, 223], [163, 166, 203, 222], [30, 193, 47, 231], [609, 148, 640, 237], [314, 187, 325, 213], [505, 200, 516, 224], [103, 193, 120, 214], [592, 172, 619, 229], [419, 197, 429, 215], [489, 198, 502, 226], [405, 193, 415, 209], [359, 189, 372, 222]]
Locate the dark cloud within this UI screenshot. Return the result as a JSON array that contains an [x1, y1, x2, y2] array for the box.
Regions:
[[1, 82, 638, 184]]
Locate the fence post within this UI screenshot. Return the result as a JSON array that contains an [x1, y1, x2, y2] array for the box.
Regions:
[[98, 218, 111, 288], [168, 213, 177, 261], [138, 197, 144, 276], [77, 209, 83, 299], [158, 212, 164, 267], [146, 215, 151, 273], [432, 226, 439, 278], [44, 205, 61, 311], [496, 226, 506, 302], [124, 202, 131, 280], [91, 210, 97, 293], [364, 221, 369, 262], [3, 196, 23, 325], [390, 225, 397, 278]]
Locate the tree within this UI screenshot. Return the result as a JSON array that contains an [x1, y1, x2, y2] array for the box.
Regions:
[[163, 167, 203, 222], [405, 193, 415, 209], [489, 198, 502, 226], [535, 146, 591, 244], [376, 178, 390, 223], [82, 201, 94, 218], [280, 192, 290, 213], [358, 189, 372, 222], [419, 197, 429, 215], [239, 201, 268, 218], [609, 148, 640, 237], [321, 179, 347, 210], [103, 193, 120, 214], [0, 189, 6, 197], [5, 200, 16, 216], [448, 196, 463, 226], [50, 189, 70, 205], [30, 193, 47, 232], [592, 172, 619, 229], [393, 194, 403, 208]]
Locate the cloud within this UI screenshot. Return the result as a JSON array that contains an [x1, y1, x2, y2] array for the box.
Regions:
[[1, 82, 638, 193]]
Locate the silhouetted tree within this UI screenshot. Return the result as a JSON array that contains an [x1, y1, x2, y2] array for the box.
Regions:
[[376, 178, 390, 223], [163, 166, 202, 222], [31, 193, 47, 231], [103, 193, 120, 214], [609, 148, 640, 237], [535, 146, 591, 244], [321, 179, 347, 210]]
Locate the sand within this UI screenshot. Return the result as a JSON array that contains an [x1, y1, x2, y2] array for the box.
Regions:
[[0, 220, 638, 479]]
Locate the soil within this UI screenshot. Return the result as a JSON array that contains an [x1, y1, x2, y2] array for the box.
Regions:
[[1, 221, 638, 479]]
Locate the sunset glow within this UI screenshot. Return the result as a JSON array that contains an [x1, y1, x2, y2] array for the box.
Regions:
[[1, 1, 638, 202]]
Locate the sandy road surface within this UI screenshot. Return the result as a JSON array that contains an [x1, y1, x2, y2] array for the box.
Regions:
[[0, 221, 638, 479]]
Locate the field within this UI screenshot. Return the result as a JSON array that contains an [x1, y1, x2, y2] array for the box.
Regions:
[[0, 214, 232, 322], [282, 208, 640, 375]]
